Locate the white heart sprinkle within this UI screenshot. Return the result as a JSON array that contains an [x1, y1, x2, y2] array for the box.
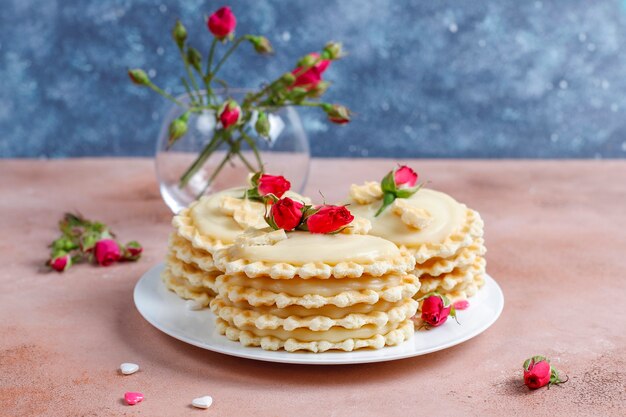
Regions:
[[191, 395, 213, 409], [120, 363, 139, 375], [185, 300, 204, 311]]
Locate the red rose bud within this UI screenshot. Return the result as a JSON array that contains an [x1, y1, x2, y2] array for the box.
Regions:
[[258, 174, 291, 198], [122, 241, 143, 261], [172, 19, 187, 48], [49, 254, 72, 272], [523, 356, 552, 389], [94, 239, 121, 267], [128, 69, 150, 86], [168, 112, 190, 147], [306, 205, 354, 234], [325, 104, 351, 124], [247, 35, 273, 54], [420, 294, 452, 327], [207, 6, 237, 39], [269, 197, 304, 231], [394, 165, 418, 188], [292, 53, 331, 90], [219, 100, 241, 128]]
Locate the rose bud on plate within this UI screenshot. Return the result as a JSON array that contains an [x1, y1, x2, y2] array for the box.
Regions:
[[523, 355, 568, 390], [419, 293, 458, 327], [94, 239, 121, 267], [265, 197, 305, 231], [305, 205, 354, 234], [207, 6, 237, 39]]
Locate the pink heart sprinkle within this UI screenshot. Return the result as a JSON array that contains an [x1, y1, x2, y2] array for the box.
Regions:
[[453, 300, 470, 310], [124, 391, 144, 406]]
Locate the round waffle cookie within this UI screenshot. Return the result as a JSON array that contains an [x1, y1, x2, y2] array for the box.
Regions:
[[416, 257, 486, 299], [172, 187, 309, 255], [211, 229, 420, 352], [162, 266, 215, 308], [347, 185, 487, 303]]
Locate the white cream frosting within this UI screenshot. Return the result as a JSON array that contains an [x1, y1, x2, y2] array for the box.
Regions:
[[348, 188, 466, 247], [230, 231, 401, 266], [189, 187, 308, 245]]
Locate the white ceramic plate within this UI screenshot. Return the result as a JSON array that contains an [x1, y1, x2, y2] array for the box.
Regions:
[[134, 264, 504, 365]]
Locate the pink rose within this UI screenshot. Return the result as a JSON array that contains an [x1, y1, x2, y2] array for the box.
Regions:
[[306, 205, 354, 234], [207, 6, 236, 39], [49, 254, 72, 272], [269, 197, 304, 231], [219, 100, 240, 129], [94, 239, 121, 267], [258, 174, 291, 198], [523, 357, 552, 389], [291, 53, 331, 90], [420, 294, 451, 326], [394, 165, 418, 188]]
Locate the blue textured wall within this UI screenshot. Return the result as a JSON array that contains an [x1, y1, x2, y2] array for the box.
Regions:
[[2, 0, 626, 158]]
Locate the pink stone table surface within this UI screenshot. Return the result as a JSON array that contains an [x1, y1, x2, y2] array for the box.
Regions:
[[1, 158, 625, 417]]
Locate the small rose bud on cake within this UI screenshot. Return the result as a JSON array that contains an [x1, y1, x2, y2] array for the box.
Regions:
[[394, 165, 418, 188], [523, 356, 568, 390], [306, 205, 354, 234], [267, 197, 304, 231], [207, 6, 237, 39], [245, 171, 291, 201], [376, 165, 423, 216], [94, 239, 121, 267]]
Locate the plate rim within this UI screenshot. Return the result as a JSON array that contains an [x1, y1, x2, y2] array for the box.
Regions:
[[134, 263, 504, 365]]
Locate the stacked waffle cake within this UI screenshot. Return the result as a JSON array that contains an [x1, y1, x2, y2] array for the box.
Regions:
[[162, 187, 308, 308], [210, 230, 420, 352], [347, 186, 486, 305]]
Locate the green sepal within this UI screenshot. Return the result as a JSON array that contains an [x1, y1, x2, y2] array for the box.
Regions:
[[523, 355, 548, 371], [380, 170, 397, 194], [374, 192, 396, 217], [395, 182, 424, 199]]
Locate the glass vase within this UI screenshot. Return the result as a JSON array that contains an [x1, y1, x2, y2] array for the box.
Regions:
[[155, 90, 311, 213]]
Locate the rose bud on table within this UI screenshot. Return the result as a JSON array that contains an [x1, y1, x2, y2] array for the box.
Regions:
[[523, 355, 568, 390], [49, 254, 72, 272], [94, 239, 121, 267]]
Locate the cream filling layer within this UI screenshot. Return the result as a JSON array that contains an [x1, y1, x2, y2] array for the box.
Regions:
[[220, 273, 403, 297], [220, 299, 404, 319], [190, 188, 307, 244], [348, 188, 466, 246], [233, 321, 403, 343], [230, 232, 401, 265]]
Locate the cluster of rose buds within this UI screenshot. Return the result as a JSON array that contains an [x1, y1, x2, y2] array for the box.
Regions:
[[523, 355, 568, 389], [47, 213, 142, 272], [266, 198, 354, 234], [128, 5, 352, 194], [376, 165, 421, 216]]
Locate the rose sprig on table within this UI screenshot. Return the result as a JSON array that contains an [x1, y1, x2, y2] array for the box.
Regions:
[[128, 5, 351, 198], [47, 213, 143, 272], [523, 355, 568, 390]]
